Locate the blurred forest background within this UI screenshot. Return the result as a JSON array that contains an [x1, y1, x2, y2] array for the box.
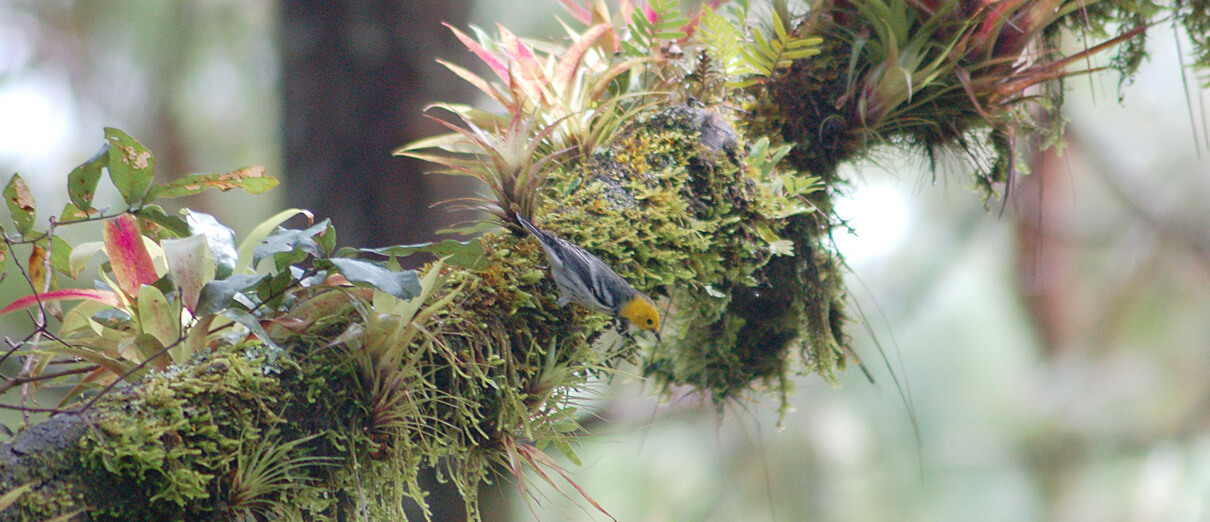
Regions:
[[1, 1, 1208, 521]]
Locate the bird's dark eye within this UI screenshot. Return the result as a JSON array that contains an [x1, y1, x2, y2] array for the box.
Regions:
[[646, 318, 653, 325]]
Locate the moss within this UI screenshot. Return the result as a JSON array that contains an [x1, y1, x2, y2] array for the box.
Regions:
[[532, 104, 854, 411], [19, 484, 87, 521], [12, 101, 853, 522], [429, 233, 606, 473], [761, 36, 859, 178], [72, 340, 353, 520]]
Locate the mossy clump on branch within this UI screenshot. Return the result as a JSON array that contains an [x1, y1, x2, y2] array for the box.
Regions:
[[534, 103, 849, 405], [761, 0, 1165, 201], [74, 341, 351, 520], [397, 0, 854, 419]]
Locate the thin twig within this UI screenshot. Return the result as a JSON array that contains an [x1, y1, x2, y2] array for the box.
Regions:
[[16, 218, 59, 423], [0, 365, 100, 395]]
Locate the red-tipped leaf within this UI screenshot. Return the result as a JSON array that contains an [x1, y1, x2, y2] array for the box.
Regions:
[[0, 288, 120, 316], [445, 23, 510, 83], [103, 213, 159, 296]]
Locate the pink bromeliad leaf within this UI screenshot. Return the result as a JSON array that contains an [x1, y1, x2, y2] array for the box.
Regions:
[[553, 24, 612, 93], [558, 0, 593, 24], [445, 23, 510, 83], [495, 24, 549, 101]]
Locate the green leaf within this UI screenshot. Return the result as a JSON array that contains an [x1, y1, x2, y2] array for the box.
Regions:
[[0, 481, 37, 512], [700, 7, 749, 77], [59, 202, 91, 222], [145, 166, 277, 200], [55, 343, 136, 379], [4, 174, 36, 235], [134, 205, 190, 238], [747, 137, 771, 171], [329, 258, 421, 300], [184, 210, 238, 279], [68, 241, 105, 278], [67, 144, 108, 211], [754, 223, 794, 256], [785, 173, 821, 196], [252, 220, 329, 268], [316, 220, 337, 255], [622, 0, 688, 54], [195, 274, 267, 317], [162, 234, 215, 312], [104, 127, 155, 205], [180, 314, 214, 361], [137, 285, 178, 347], [130, 333, 168, 370], [364, 238, 484, 268], [235, 208, 313, 274], [254, 269, 294, 311], [222, 308, 280, 350], [50, 235, 73, 277], [737, 10, 821, 78], [551, 437, 582, 466]]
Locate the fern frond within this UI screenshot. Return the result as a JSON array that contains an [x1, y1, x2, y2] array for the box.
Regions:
[[742, 10, 822, 76], [700, 8, 754, 78], [699, 6, 821, 88], [621, 0, 689, 55]]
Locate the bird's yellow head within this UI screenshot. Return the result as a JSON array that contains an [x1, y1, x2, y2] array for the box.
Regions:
[[620, 294, 661, 333]]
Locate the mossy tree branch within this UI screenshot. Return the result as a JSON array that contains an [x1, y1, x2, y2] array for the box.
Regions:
[[1, 0, 1204, 519]]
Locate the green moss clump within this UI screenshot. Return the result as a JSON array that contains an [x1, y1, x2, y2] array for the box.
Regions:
[[323, 241, 615, 520], [535, 104, 853, 410], [76, 341, 346, 520]]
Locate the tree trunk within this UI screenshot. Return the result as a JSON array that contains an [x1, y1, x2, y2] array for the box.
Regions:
[[279, 2, 478, 519], [280, 0, 476, 249]]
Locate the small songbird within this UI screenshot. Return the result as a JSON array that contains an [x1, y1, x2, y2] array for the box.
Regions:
[[517, 215, 661, 337]]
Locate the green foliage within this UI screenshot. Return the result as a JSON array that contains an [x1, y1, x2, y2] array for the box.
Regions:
[[745, 9, 822, 76], [4, 174, 36, 235], [699, 8, 748, 77], [1181, 0, 1210, 85], [362, 238, 485, 269], [407, 0, 848, 434], [0, 129, 417, 400], [81, 344, 251, 511], [533, 103, 846, 408], [66, 145, 106, 211], [3, 0, 1184, 518], [621, 0, 689, 56], [397, 108, 569, 226], [103, 127, 155, 205], [228, 432, 335, 519], [2, 126, 639, 520], [699, 5, 822, 88], [328, 258, 420, 300], [756, 0, 1160, 202], [398, 11, 677, 228], [73, 340, 348, 520], [145, 166, 278, 201]]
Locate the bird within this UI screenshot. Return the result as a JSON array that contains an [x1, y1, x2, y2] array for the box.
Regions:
[[516, 214, 661, 337]]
